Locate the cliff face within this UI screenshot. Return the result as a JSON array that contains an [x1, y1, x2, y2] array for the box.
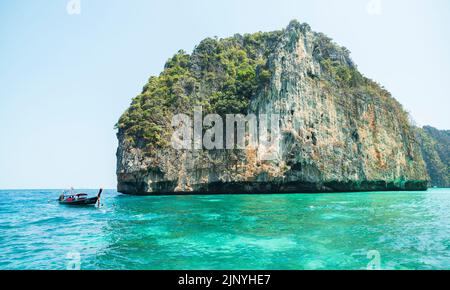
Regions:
[[116, 21, 428, 195], [416, 126, 450, 187]]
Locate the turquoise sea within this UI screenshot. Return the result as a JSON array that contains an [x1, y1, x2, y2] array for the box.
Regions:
[[0, 189, 449, 270]]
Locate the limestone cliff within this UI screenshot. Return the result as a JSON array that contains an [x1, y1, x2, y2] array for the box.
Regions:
[[116, 20, 428, 195]]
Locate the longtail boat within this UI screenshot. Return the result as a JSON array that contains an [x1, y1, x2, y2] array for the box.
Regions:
[[59, 188, 102, 206]]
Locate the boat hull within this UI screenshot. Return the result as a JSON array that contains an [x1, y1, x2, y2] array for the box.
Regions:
[[59, 197, 98, 206]]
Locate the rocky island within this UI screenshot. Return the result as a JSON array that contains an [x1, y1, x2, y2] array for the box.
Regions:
[[416, 126, 450, 188], [116, 20, 431, 195]]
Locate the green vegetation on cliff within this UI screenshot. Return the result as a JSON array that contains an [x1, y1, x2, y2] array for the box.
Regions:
[[117, 31, 283, 148]]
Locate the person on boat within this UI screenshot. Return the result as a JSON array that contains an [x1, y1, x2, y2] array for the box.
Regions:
[[59, 193, 65, 202]]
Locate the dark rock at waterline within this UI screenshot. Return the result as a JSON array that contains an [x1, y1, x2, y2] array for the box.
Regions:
[[117, 179, 429, 196]]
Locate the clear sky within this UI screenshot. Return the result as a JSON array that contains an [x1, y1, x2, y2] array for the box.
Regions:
[[0, 0, 449, 189]]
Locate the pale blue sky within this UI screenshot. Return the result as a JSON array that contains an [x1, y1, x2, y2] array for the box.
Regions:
[[0, 0, 449, 189]]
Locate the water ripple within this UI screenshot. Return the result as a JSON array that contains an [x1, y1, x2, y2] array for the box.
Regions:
[[0, 189, 449, 269]]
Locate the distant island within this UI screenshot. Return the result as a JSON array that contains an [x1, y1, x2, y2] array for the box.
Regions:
[[417, 126, 450, 188], [115, 20, 448, 195]]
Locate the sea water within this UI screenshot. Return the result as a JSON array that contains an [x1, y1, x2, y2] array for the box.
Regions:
[[0, 189, 449, 270]]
